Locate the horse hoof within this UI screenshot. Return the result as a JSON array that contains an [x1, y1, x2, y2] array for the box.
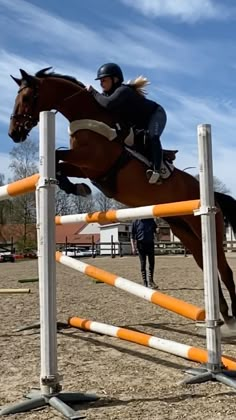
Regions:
[[75, 183, 91, 197], [221, 317, 236, 338]]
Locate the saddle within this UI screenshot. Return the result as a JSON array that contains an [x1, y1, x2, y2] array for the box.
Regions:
[[115, 126, 178, 164], [162, 149, 178, 164]]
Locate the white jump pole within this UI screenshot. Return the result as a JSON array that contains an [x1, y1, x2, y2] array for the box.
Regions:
[[182, 124, 236, 387], [0, 112, 97, 419]]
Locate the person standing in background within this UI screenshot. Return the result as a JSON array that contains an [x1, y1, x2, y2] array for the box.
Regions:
[[131, 218, 158, 289]]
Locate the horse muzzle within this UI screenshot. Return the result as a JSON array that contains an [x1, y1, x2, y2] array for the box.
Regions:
[[8, 127, 29, 143], [8, 115, 37, 142]]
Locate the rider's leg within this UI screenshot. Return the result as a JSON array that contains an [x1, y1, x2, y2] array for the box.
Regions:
[[146, 105, 167, 184]]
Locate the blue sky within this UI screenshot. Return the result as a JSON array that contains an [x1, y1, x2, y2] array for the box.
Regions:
[[0, 0, 236, 194]]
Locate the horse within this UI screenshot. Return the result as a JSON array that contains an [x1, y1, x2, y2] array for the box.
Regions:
[[8, 67, 236, 325]]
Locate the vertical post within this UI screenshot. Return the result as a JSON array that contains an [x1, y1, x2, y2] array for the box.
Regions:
[[111, 235, 115, 258], [197, 124, 222, 370], [38, 111, 59, 394], [65, 235, 68, 255], [91, 235, 96, 258], [0, 110, 98, 418]]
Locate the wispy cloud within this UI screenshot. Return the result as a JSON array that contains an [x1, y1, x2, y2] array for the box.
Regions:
[[159, 84, 236, 146], [119, 0, 232, 22], [155, 84, 236, 193], [0, 0, 215, 77]]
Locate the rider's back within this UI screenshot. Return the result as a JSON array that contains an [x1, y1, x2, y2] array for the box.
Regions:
[[93, 84, 158, 129]]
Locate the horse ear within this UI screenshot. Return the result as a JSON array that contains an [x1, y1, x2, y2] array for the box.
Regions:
[[19, 69, 29, 79], [10, 75, 21, 86], [19, 69, 35, 86]]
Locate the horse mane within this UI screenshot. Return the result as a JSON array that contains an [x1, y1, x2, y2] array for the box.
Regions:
[[126, 76, 150, 96], [34, 67, 85, 88]]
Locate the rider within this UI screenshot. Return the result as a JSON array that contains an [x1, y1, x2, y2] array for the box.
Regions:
[[86, 63, 167, 184]]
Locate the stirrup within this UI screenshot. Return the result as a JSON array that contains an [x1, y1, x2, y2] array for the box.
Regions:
[[146, 169, 160, 184]]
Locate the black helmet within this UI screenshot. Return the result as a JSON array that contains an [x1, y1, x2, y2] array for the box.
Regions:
[[95, 63, 124, 82]]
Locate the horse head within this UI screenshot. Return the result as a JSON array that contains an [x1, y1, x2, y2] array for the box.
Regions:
[[8, 68, 46, 142], [8, 67, 100, 143]]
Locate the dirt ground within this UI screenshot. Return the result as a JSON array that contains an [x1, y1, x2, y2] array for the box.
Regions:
[[1, 255, 236, 420]]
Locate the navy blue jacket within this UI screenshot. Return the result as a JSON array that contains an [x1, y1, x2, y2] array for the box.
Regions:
[[131, 219, 157, 243], [91, 84, 158, 129]]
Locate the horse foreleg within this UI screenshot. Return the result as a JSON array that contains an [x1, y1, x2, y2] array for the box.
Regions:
[[56, 158, 91, 197], [168, 218, 231, 322]]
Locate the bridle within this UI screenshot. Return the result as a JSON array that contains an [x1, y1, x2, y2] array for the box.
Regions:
[[10, 85, 39, 133], [10, 82, 86, 129]]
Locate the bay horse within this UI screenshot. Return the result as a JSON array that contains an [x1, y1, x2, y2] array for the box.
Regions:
[[8, 68, 236, 324]]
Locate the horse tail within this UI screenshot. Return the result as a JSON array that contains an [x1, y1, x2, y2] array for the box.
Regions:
[[215, 191, 236, 235], [126, 76, 150, 96]]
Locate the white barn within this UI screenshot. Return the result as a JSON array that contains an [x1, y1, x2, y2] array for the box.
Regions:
[[100, 223, 131, 255]]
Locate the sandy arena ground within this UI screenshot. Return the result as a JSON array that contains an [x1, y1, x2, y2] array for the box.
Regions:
[[1, 255, 236, 419]]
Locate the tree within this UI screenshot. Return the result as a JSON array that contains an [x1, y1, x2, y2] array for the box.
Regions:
[[55, 188, 74, 216], [8, 139, 38, 251], [0, 173, 7, 224], [212, 176, 230, 194], [195, 174, 230, 194], [0, 173, 12, 240], [92, 192, 126, 212], [9, 139, 38, 180], [70, 194, 96, 214]]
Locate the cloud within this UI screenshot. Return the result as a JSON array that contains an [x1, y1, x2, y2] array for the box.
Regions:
[[157, 84, 236, 152], [0, 0, 213, 77], [119, 0, 232, 22]]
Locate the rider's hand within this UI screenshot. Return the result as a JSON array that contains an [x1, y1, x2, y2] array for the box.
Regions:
[[132, 248, 137, 255]]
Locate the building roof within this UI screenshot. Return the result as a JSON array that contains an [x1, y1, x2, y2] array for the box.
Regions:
[[56, 222, 100, 244]]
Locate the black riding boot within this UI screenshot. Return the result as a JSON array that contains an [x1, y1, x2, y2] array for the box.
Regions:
[[146, 135, 163, 184], [141, 270, 148, 287], [148, 269, 158, 289], [146, 106, 166, 184]]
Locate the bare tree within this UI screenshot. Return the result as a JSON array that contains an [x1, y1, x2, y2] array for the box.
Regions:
[[92, 192, 120, 211], [195, 174, 230, 194], [70, 194, 96, 214], [212, 176, 230, 194], [0, 173, 12, 235], [8, 139, 38, 251], [9, 138, 38, 179], [55, 188, 74, 215]]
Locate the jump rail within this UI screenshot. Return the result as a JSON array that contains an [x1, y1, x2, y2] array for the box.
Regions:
[[0, 174, 39, 201], [55, 199, 200, 225], [68, 316, 236, 371], [56, 252, 205, 322]]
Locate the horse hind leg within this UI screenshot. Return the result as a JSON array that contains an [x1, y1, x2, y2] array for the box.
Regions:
[[167, 218, 231, 322], [216, 244, 236, 319], [214, 210, 236, 319]]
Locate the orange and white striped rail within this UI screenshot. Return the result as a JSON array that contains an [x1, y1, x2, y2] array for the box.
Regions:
[[68, 316, 236, 371], [56, 252, 205, 321], [0, 174, 39, 201], [55, 199, 200, 225]]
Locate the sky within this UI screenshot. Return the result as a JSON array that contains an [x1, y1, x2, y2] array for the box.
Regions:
[[0, 0, 236, 194]]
